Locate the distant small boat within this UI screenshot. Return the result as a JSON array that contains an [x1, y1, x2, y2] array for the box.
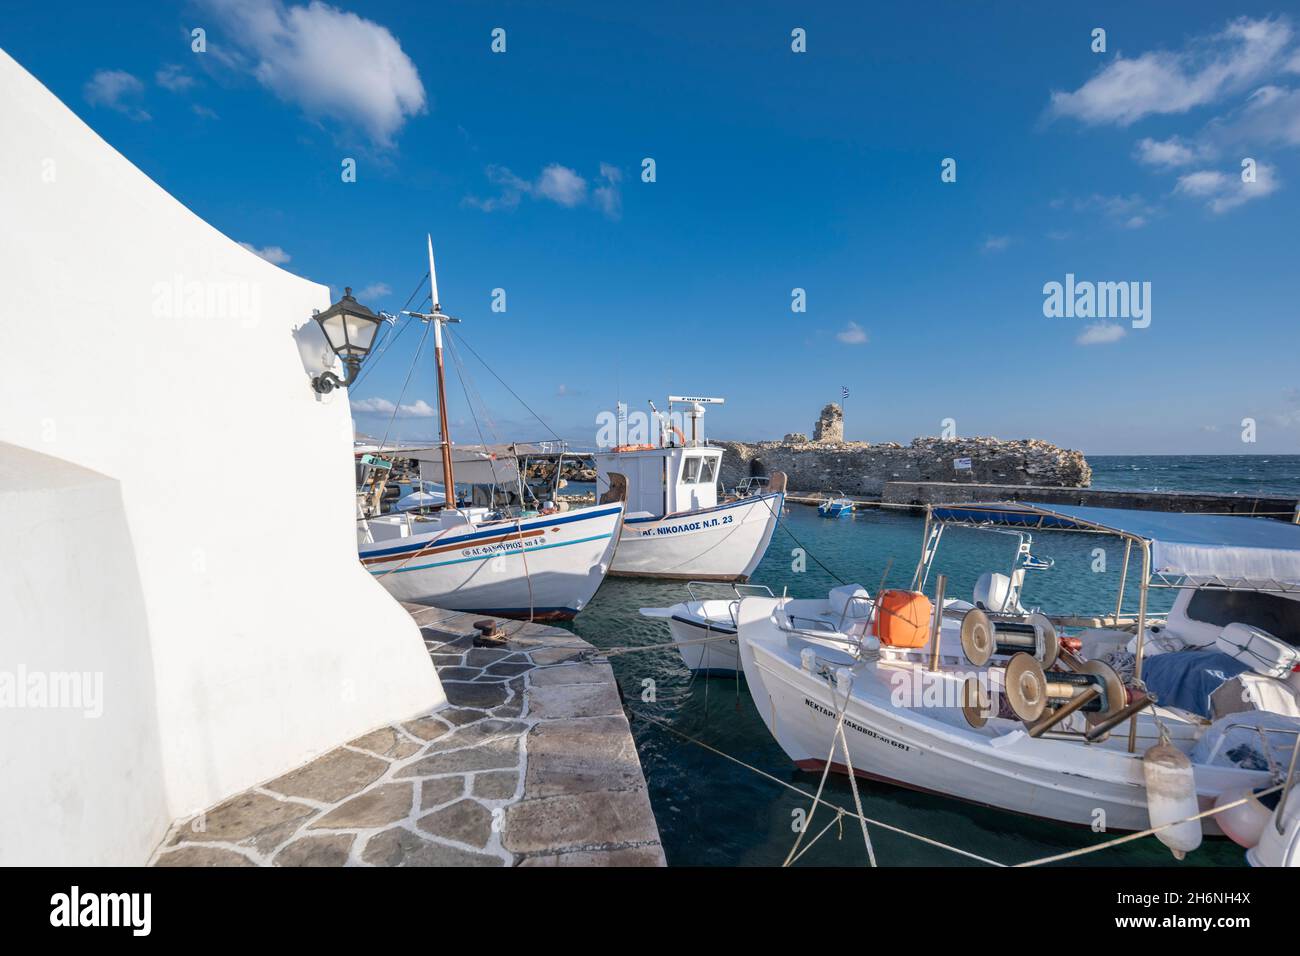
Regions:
[[818, 494, 853, 518]]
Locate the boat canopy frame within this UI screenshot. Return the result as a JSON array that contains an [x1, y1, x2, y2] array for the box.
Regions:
[[910, 500, 1300, 752]]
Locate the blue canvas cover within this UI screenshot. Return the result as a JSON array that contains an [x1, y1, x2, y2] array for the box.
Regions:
[[1141, 650, 1251, 719]]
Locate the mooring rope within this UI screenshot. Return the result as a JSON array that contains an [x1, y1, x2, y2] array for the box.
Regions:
[[783, 666, 878, 866], [1012, 782, 1286, 866], [626, 707, 1007, 865]]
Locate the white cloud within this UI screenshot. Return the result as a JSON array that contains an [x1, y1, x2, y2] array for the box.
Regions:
[[981, 235, 1011, 253], [83, 69, 150, 120], [594, 163, 623, 220], [351, 397, 437, 417], [1174, 162, 1279, 212], [1070, 193, 1157, 229], [536, 164, 587, 206], [238, 241, 292, 264], [1049, 16, 1293, 126], [202, 0, 426, 147], [155, 64, 195, 92], [466, 162, 622, 219], [354, 282, 391, 300], [1134, 136, 1201, 168], [835, 322, 869, 345], [1206, 84, 1300, 150], [1076, 322, 1127, 346], [350, 397, 394, 414]]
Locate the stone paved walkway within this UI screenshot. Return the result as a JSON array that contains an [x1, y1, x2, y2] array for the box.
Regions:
[[151, 606, 665, 866]]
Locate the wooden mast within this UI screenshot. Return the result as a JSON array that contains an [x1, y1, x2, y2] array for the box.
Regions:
[[428, 234, 456, 504]]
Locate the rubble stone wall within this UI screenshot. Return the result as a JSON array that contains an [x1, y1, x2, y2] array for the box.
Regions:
[[714, 435, 1092, 496]]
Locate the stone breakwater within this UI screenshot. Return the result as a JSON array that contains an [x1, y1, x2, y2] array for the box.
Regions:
[[714, 436, 1091, 497]]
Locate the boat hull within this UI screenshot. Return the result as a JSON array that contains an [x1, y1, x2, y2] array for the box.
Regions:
[[610, 492, 783, 581], [359, 504, 624, 619], [737, 597, 1267, 836], [664, 602, 741, 674]]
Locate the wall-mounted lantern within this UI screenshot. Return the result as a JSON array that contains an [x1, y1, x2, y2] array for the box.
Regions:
[[310, 287, 384, 393]]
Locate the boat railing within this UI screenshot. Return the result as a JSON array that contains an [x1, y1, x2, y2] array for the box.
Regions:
[[1275, 731, 1300, 835], [684, 580, 774, 605]]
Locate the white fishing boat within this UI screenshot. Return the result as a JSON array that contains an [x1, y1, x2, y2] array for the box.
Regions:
[[640, 581, 872, 675], [736, 501, 1300, 859], [356, 237, 625, 620], [593, 396, 785, 581]]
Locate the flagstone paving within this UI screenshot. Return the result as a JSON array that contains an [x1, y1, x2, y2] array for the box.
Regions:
[[151, 606, 665, 867]]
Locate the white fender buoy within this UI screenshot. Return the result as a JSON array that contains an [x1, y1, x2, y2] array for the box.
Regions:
[[1215, 788, 1272, 850], [1247, 793, 1300, 867], [1143, 739, 1202, 860]]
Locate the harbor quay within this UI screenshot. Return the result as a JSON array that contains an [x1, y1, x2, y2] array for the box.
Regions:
[[152, 606, 664, 867]]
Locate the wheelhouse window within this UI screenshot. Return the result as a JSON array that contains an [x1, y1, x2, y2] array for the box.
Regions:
[[700, 456, 718, 484], [1185, 589, 1300, 646], [682, 456, 702, 483]]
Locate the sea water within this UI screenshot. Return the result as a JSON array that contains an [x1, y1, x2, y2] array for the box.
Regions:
[[566, 455, 1300, 867]]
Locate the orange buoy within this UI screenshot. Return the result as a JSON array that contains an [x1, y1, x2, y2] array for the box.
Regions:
[[875, 590, 933, 648]]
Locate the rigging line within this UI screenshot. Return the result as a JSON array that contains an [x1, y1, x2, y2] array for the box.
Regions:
[[444, 332, 504, 492], [378, 316, 433, 452], [353, 311, 413, 390], [352, 271, 430, 387], [447, 328, 565, 445], [447, 333, 508, 451], [758, 494, 847, 586], [451, 329, 529, 449]]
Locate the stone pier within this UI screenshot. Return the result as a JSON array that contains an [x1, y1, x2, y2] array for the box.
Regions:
[[151, 607, 665, 867]]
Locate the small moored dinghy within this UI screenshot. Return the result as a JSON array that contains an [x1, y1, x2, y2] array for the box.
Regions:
[[818, 494, 854, 518], [640, 582, 873, 675]]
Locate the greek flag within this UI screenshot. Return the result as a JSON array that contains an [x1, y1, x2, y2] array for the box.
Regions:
[[840, 386, 849, 400]]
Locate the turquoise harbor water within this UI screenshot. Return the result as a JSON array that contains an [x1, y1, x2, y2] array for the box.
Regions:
[[567, 455, 1300, 867]]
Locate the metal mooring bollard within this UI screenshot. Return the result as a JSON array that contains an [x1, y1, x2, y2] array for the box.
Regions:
[[473, 618, 504, 645]]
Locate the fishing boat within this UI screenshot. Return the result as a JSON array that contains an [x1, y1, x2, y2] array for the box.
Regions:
[[355, 237, 626, 620], [640, 581, 871, 675], [736, 501, 1300, 858], [592, 396, 785, 581], [818, 494, 854, 518]]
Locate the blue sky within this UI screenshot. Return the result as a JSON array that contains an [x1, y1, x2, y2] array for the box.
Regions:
[[6, 1, 1300, 454]]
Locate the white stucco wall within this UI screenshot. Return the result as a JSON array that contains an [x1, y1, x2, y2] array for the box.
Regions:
[[0, 445, 168, 865], [0, 48, 444, 862]]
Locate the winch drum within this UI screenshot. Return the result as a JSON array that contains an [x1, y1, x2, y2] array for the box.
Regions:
[[959, 608, 1059, 668], [963, 654, 1127, 728]]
